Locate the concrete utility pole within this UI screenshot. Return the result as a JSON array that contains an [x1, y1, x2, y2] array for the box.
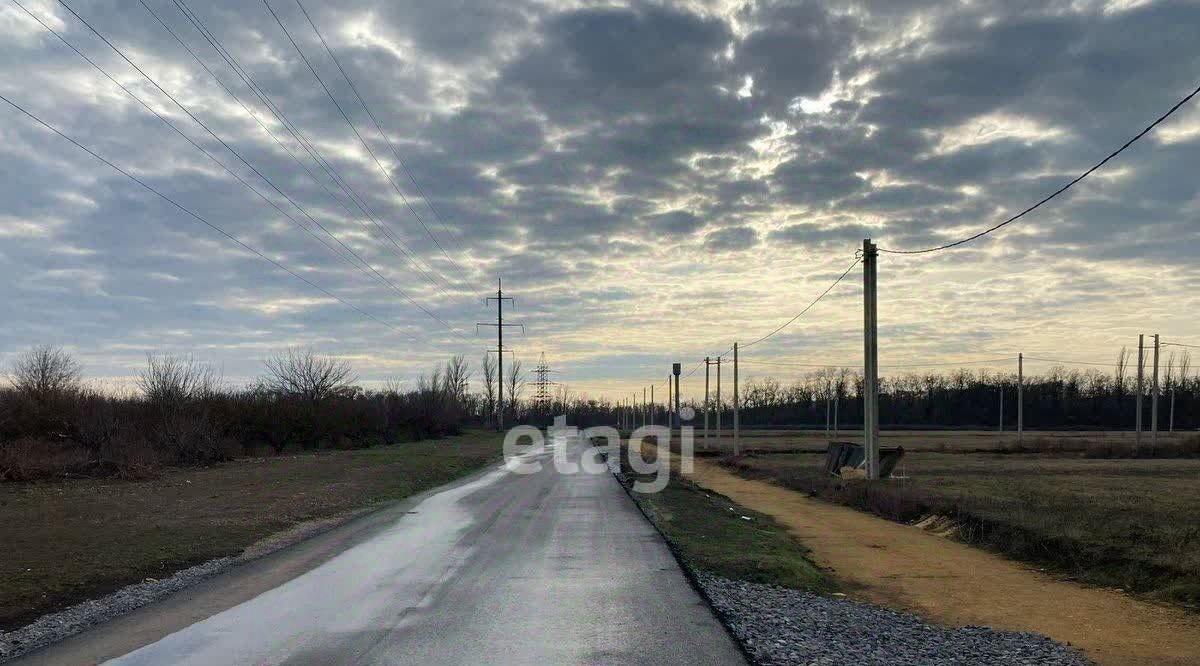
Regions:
[[733, 342, 740, 456], [668, 375, 674, 429], [1170, 388, 1176, 433], [862, 239, 880, 480], [1136, 334, 1144, 447], [999, 388, 1004, 433], [673, 362, 682, 431], [1017, 353, 1024, 446], [833, 392, 839, 439], [715, 357, 722, 446], [825, 397, 831, 438], [704, 358, 711, 444], [479, 278, 521, 431], [1152, 333, 1160, 450]]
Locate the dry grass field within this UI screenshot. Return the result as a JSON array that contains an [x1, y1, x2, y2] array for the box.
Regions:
[[719, 445, 1200, 608], [693, 427, 1198, 455], [0, 432, 502, 631]]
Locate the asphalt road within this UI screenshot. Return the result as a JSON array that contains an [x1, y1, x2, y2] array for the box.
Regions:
[[43, 433, 744, 665]]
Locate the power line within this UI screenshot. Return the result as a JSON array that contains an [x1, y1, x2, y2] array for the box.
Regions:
[[166, 0, 460, 299], [0, 92, 420, 341], [262, 0, 472, 287], [742, 356, 1017, 369], [1023, 356, 1120, 367], [38, 0, 465, 338], [1163, 342, 1200, 349], [739, 257, 861, 350], [293, 0, 474, 266], [878, 81, 1200, 254], [138, 0, 456, 303]]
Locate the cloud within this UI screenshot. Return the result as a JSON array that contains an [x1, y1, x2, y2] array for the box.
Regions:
[[704, 225, 759, 252], [0, 0, 1196, 394]]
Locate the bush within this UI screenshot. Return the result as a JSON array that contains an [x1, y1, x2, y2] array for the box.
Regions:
[[0, 438, 92, 481], [0, 346, 487, 481]]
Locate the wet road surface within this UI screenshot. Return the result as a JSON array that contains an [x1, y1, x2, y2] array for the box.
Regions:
[[85, 434, 744, 665]]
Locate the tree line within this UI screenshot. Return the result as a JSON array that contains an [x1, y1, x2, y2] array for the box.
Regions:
[[0, 346, 479, 481], [732, 348, 1196, 430]]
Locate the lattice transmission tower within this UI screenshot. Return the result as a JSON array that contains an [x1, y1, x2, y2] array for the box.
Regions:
[[532, 352, 556, 409]]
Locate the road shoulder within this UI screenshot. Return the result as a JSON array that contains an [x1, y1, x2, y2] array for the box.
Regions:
[[685, 456, 1200, 666]]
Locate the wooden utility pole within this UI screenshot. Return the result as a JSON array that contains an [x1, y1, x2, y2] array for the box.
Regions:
[[478, 279, 521, 430], [862, 239, 880, 480]]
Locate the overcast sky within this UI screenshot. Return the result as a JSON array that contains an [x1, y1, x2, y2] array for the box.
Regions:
[[1, 0, 1198, 398]]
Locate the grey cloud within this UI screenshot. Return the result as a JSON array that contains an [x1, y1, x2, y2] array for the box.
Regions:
[[704, 225, 759, 252], [643, 210, 703, 236], [736, 0, 857, 110]]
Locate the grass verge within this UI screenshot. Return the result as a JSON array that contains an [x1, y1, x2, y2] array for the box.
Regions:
[[617, 449, 831, 593], [722, 451, 1200, 608], [0, 430, 503, 631]]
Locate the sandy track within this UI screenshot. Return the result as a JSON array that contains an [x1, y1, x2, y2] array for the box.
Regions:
[[683, 456, 1200, 666]]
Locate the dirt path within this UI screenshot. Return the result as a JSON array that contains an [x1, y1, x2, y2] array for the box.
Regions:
[[682, 456, 1200, 666]]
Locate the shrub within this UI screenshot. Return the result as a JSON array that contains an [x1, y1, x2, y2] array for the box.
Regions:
[[0, 438, 92, 481]]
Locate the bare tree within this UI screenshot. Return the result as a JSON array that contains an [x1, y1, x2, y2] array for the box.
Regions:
[[505, 358, 525, 420], [443, 355, 472, 405], [262, 348, 356, 402], [137, 353, 217, 406], [9, 345, 81, 402], [481, 352, 497, 422], [1115, 346, 1129, 393]]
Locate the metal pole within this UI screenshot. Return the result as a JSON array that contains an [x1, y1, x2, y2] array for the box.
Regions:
[[999, 388, 1004, 433], [733, 342, 740, 456], [1136, 334, 1144, 447], [1152, 333, 1160, 450], [650, 385, 655, 427], [862, 239, 880, 480], [704, 358, 710, 444], [1017, 353, 1024, 446], [642, 386, 647, 429], [480, 279, 520, 431]]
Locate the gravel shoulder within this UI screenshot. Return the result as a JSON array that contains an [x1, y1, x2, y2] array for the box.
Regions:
[[615, 445, 1088, 665], [684, 453, 1200, 666], [697, 572, 1088, 666]]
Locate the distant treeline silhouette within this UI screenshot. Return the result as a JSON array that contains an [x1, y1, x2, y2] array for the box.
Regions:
[[0, 346, 478, 481], [731, 361, 1197, 431]]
